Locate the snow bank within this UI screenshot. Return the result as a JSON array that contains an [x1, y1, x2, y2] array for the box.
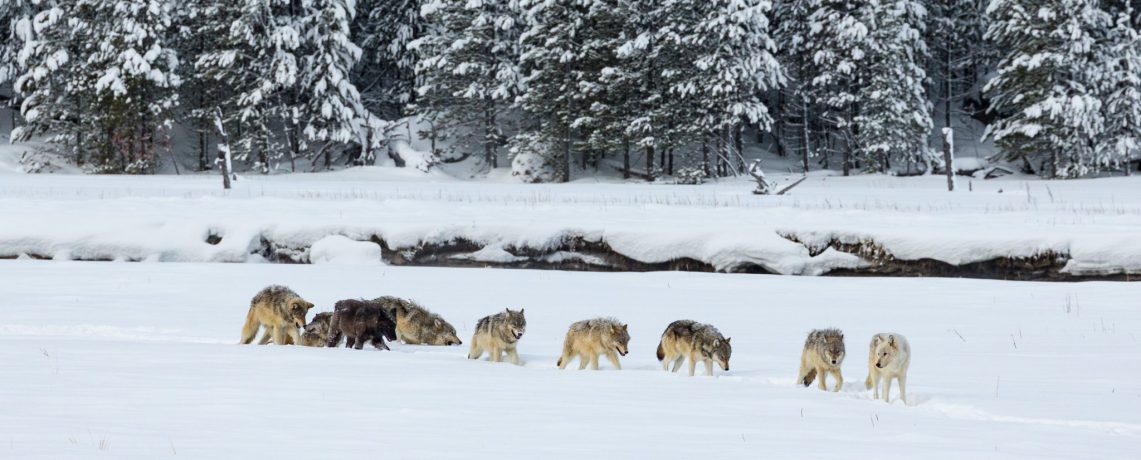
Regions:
[[308, 235, 383, 265], [0, 173, 1139, 278]]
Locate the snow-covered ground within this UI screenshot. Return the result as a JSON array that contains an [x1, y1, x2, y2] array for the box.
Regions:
[[1, 168, 1140, 275], [0, 261, 1138, 458]]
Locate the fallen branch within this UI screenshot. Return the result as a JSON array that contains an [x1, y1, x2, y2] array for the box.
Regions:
[[775, 177, 808, 196]]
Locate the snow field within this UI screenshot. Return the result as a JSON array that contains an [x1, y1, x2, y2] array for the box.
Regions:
[[1, 261, 1139, 458]]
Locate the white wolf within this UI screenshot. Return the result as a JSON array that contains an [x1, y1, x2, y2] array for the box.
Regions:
[[865, 333, 911, 403]]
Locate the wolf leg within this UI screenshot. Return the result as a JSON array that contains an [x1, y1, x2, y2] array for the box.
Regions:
[[372, 337, 390, 351], [271, 326, 287, 346], [285, 326, 301, 346], [489, 346, 502, 362], [353, 337, 365, 350], [881, 375, 892, 401], [661, 352, 671, 371], [898, 374, 907, 403], [704, 358, 714, 376], [604, 350, 622, 370], [257, 329, 273, 345], [506, 346, 520, 365], [589, 353, 599, 370], [671, 355, 685, 373], [832, 369, 843, 392], [577, 353, 589, 370], [817, 367, 828, 390], [345, 336, 357, 349]]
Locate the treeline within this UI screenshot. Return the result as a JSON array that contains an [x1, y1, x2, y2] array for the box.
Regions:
[[0, 0, 1138, 179]]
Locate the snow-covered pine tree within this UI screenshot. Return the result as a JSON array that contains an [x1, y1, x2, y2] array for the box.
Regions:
[[614, 0, 665, 179], [176, 0, 225, 170], [301, 0, 365, 169], [926, 0, 992, 165], [83, 0, 181, 173], [678, 0, 784, 176], [0, 0, 31, 101], [411, 0, 522, 169], [806, 0, 867, 175], [1096, 1, 1141, 174], [353, 0, 422, 119], [774, 0, 821, 173], [854, 0, 931, 173], [11, 0, 91, 162], [984, 0, 1107, 178], [196, 0, 303, 173], [14, 0, 180, 173], [516, 0, 622, 182]]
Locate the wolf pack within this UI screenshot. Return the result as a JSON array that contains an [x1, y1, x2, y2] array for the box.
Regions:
[[241, 285, 912, 403]]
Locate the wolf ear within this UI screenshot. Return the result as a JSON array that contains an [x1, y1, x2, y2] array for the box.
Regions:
[[505, 308, 511, 314], [888, 335, 895, 345], [519, 308, 524, 315], [622, 324, 628, 331], [725, 337, 731, 343], [306, 302, 315, 310]]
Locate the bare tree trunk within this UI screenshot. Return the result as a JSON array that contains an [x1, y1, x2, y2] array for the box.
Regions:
[[734, 124, 744, 174], [214, 109, 233, 190], [622, 137, 630, 179], [801, 96, 811, 173], [943, 127, 954, 191], [774, 92, 785, 157], [702, 134, 710, 176], [645, 144, 654, 181], [561, 121, 571, 182]]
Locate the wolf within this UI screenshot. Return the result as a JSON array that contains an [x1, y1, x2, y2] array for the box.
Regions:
[[467, 308, 526, 365], [326, 299, 398, 350], [299, 312, 333, 347], [239, 285, 315, 345], [797, 328, 845, 391], [865, 333, 911, 403], [556, 317, 630, 371], [656, 320, 731, 376], [374, 296, 462, 346]]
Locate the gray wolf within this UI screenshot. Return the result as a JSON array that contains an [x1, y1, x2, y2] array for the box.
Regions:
[[865, 333, 911, 403], [556, 317, 630, 370], [326, 299, 397, 350], [240, 285, 315, 345], [798, 328, 845, 391], [374, 296, 462, 346], [467, 308, 526, 365], [656, 320, 731, 376], [299, 312, 333, 347]]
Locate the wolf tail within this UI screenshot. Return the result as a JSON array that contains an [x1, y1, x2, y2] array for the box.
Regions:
[[556, 334, 575, 367], [325, 312, 343, 348], [656, 341, 665, 361]]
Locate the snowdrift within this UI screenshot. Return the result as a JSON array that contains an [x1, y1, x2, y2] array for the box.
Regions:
[[2, 171, 1139, 280]]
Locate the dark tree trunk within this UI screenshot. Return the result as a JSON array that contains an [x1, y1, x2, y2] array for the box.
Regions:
[[701, 134, 710, 176], [622, 137, 630, 179], [734, 124, 744, 174], [645, 144, 654, 181]]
